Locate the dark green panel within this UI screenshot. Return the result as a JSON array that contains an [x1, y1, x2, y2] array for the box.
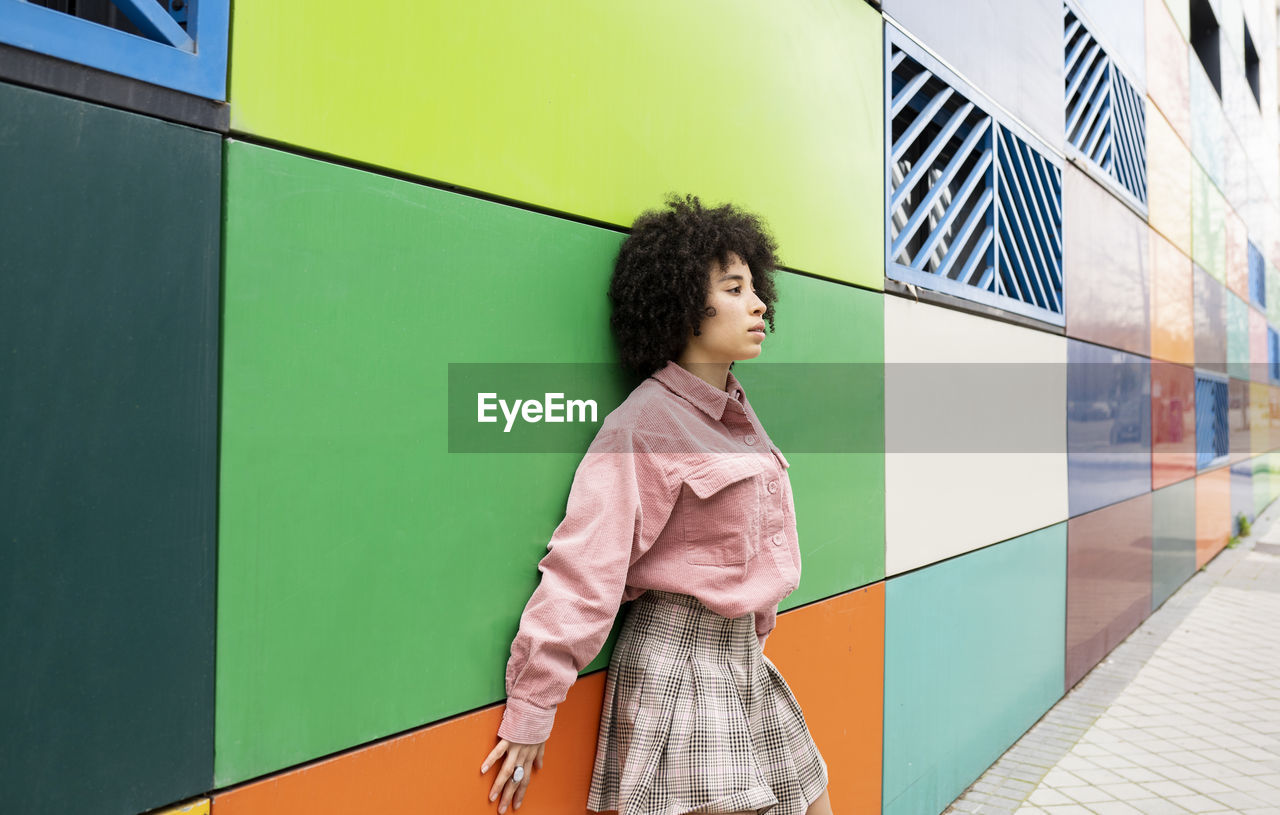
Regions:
[[0, 82, 219, 814], [217, 141, 885, 784], [1151, 479, 1196, 610]]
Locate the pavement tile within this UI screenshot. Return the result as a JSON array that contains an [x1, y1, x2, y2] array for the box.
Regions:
[[1163, 795, 1231, 813]]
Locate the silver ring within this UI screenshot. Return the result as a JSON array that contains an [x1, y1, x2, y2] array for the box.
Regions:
[[512, 765, 525, 783]]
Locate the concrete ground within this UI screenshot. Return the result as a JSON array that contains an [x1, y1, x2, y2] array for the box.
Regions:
[[943, 504, 1280, 815]]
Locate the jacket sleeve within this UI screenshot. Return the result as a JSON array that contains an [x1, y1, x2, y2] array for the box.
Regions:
[[497, 428, 678, 745], [755, 605, 776, 651]]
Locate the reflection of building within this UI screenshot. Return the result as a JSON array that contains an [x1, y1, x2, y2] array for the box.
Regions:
[[2, 1, 1277, 814]]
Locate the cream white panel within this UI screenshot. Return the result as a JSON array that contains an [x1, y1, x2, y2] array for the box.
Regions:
[[884, 296, 1069, 575]]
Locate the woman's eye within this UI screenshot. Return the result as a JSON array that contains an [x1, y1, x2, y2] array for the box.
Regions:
[[730, 286, 742, 293]]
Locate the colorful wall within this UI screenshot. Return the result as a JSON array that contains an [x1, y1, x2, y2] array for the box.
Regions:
[[2, 1, 1278, 813]]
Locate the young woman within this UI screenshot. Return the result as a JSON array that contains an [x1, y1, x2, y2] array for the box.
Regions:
[[479, 194, 832, 815]]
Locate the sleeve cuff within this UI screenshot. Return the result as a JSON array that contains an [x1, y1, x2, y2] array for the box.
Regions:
[[496, 696, 557, 745]]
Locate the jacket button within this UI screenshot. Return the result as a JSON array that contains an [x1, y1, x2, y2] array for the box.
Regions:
[[768, 481, 778, 494], [772, 533, 782, 546], [744, 434, 756, 445]]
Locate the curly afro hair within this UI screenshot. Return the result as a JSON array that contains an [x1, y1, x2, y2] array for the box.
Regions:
[[608, 193, 780, 377]]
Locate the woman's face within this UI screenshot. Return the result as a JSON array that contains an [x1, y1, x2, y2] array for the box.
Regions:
[[680, 252, 768, 364]]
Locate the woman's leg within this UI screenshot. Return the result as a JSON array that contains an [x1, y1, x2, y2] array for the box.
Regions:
[[805, 786, 834, 815]]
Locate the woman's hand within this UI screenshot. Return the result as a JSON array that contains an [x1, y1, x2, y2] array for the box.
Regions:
[[481, 737, 546, 813]]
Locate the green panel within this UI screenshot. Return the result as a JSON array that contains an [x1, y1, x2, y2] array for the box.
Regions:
[[883, 525, 1066, 815], [1165, 0, 1190, 40], [0, 82, 219, 813], [1273, 452, 1280, 501], [1152, 480, 1196, 610], [1192, 160, 1226, 283], [1227, 292, 1251, 380], [218, 141, 882, 785], [1255, 455, 1271, 517], [227, 0, 884, 289], [740, 281, 884, 600]]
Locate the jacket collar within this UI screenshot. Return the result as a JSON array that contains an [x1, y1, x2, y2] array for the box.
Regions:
[[650, 360, 746, 422]]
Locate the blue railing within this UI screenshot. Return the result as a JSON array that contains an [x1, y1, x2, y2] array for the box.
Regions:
[[0, 0, 228, 100], [1064, 3, 1147, 210], [1249, 240, 1266, 309], [885, 24, 1064, 325], [1195, 373, 1229, 468]]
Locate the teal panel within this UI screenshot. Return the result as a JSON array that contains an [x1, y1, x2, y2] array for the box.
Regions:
[[1189, 56, 1225, 192], [883, 525, 1067, 815], [0, 82, 218, 813], [1254, 455, 1271, 517], [1192, 161, 1226, 284], [218, 140, 883, 785], [1228, 292, 1251, 380], [1152, 480, 1196, 610]]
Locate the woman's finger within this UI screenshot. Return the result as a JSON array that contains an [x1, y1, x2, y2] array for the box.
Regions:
[[534, 742, 545, 770], [489, 752, 517, 803], [480, 739, 508, 774]]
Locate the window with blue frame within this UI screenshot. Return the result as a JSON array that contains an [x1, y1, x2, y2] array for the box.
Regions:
[[885, 24, 1064, 326], [0, 0, 227, 100], [1195, 373, 1229, 468], [1063, 2, 1147, 213], [1248, 240, 1266, 309]]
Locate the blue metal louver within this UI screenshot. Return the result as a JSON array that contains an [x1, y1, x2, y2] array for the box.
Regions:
[[1269, 326, 1279, 382], [885, 27, 1064, 325], [1248, 240, 1266, 308], [1064, 3, 1148, 208], [1195, 374, 1229, 468]]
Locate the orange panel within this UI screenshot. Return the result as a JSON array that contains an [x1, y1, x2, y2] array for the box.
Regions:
[[1150, 227, 1194, 364], [1144, 0, 1190, 146], [1195, 468, 1230, 568], [212, 588, 886, 815], [1146, 106, 1192, 258], [1224, 207, 1249, 301]]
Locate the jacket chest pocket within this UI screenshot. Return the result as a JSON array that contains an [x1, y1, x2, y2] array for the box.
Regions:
[[680, 461, 762, 566]]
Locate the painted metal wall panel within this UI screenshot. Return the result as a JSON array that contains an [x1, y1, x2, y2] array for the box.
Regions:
[[1253, 455, 1270, 516], [1067, 339, 1152, 517], [226, 0, 884, 288], [1195, 467, 1231, 567], [1231, 457, 1255, 530], [1226, 291, 1251, 380], [1073, 0, 1147, 89], [1145, 0, 1191, 145], [1152, 361, 1197, 488], [1150, 228, 1195, 364], [1250, 308, 1268, 382], [1194, 264, 1228, 374], [1151, 479, 1197, 610], [883, 525, 1066, 815], [1192, 161, 1227, 284], [884, 297, 1067, 576], [0, 82, 218, 813], [1224, 208, 1250, 300], [1250, 381, 1270, 455], [1063, 164, 1151, 357], [218, 141, 886, 785], [1271, 386, 1280, 451], [214, 586, 886, 814], [880, 0, 1062, 147], [1146, 106, 1193, 258], [1189, 56, 1227, 192], [1066, 493, 1153, 690], [1229, 377, 1253, 463]]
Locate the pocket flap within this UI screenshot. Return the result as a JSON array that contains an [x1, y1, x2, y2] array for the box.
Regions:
[[682, 460, 757, 499]]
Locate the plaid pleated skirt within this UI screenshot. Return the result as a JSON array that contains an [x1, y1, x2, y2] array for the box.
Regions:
[[586, 589, 829, 815]]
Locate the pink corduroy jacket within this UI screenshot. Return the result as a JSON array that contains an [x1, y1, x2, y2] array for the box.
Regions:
[[496, 360, 802, 745]]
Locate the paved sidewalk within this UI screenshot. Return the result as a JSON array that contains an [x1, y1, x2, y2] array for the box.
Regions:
[[944, 505, 1280, 815]]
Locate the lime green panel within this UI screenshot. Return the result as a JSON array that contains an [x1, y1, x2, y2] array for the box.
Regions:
[[1192, 160, 1225, 283], [1267, 261, 1280, 327], [227, 0, 883, 289], [1254, 456, 1270, 517], [218, 141, 882, 785], [740, 279, 885, 600]]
